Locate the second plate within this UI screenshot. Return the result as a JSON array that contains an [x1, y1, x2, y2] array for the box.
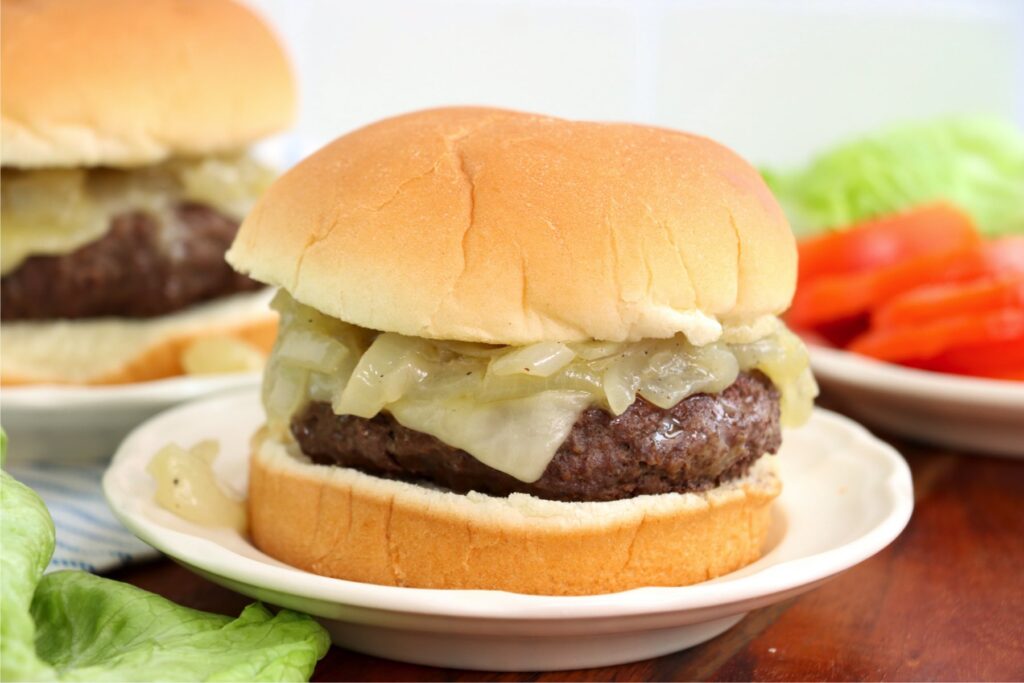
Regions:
[[809, 345, 1024, 458]]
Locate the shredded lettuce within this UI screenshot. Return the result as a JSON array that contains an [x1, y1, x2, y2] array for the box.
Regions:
[[763, 117, 1024, 237], [0, 431, 330, 682]]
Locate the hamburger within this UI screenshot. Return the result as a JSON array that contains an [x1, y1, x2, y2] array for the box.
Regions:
[[0, 0, 295, 385], [228, 107, 818, 595]]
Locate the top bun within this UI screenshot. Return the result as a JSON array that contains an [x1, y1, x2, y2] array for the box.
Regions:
[[228, 107, 796, 345], [1, 0, 295, 168]]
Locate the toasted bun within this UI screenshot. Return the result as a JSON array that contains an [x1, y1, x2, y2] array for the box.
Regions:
[[249, 430, 780, 595], [1, 0, 295, 168], [1, 291, 277, 385], [228, 107, 795, 345]]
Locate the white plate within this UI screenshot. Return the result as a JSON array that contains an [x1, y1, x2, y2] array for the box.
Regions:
[[809, 345, 1024, 458], [2, 374, 261, 463], [105, 389, 912, 671]]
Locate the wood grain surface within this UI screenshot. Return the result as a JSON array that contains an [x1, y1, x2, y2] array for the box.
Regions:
[[107, 437, 1024, 681]]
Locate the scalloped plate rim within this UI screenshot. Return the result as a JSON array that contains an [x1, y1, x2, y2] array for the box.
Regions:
[[104, 389, 913, 622]]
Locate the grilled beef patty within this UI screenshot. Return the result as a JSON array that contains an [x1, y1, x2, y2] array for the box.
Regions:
[[1, 203, 260, 320], [291, 371, 781, 502]]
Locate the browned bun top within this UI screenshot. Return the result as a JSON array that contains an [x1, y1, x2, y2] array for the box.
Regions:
[[1, 0, 296, 167], [228, 107, 795, 345]]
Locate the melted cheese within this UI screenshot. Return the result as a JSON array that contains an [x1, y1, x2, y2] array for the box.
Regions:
[[264, 292, 818, 483]]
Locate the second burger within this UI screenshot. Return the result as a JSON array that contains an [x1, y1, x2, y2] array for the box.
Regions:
[[1, 0, 296, 385]]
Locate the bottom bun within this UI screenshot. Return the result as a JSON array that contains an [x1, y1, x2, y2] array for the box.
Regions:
[[1, 290, 277, 385], [249, 429, 782, 595]]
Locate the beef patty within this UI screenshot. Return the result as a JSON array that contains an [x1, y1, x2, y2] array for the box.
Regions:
[[291, 371, 781, 502], [1, 203, 260, 320]]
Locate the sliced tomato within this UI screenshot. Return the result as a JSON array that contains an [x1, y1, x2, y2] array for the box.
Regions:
[[917, 334, 1024, 380], [788, 237, 1024, 330], [787, 245, 986, 329], [980, 236, 1024, 275], [796, 203, 979, 284], [872, 276, 1024, 330], [847, 308, 1024, 363]]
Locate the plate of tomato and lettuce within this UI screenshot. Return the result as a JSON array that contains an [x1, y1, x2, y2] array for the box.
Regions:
[[765, 117, 1024, 457]]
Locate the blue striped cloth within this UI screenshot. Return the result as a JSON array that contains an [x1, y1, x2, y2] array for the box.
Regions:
[[7, 458, 157, 573]]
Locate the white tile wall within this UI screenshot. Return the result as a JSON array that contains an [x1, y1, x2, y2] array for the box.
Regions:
[[248, 0, 1023, 168]]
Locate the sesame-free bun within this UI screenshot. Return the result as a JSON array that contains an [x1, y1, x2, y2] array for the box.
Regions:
[[248, 430, 780, 595], [0, 291, 276, 385], [228, 107, 796, 346], [1, 0, 295, 168]]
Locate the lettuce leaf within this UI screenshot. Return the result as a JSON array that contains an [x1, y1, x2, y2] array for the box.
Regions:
[[0, 432, 330, 682], [32, 575, 330, 682], [763, 117, 1024, 237], [1, 447, 58, 681]]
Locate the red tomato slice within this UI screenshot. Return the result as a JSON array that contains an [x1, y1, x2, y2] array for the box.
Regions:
[[788, 237, 1024, 330], [787, 245, 986, 329], [796, 203, 979, 284], [981, 236, 1024, 275], [918, 334, 1024, 380], [873, 276, 1024, 330], [847, 308, 1024, 363]]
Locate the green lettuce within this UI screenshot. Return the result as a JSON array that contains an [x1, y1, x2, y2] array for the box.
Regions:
[[1, 437, 56, 681], [0, 432, 330, 682], [763, 116, 1024, 237]]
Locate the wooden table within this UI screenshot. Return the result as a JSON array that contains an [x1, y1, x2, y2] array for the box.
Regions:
[[109, 432, 1024, 681]]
